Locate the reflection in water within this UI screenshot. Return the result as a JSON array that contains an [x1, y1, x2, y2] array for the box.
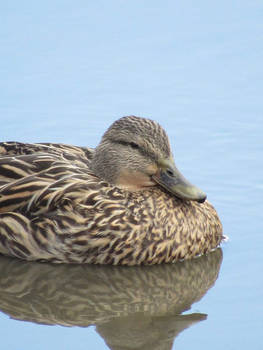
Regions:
[[0, 249, 222, 350]]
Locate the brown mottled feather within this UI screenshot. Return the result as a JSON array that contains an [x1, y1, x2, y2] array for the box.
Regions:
[[0, 117, 223, 264]]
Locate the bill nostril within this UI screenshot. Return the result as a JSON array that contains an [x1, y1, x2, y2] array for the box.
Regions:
[[166, 169, 174, 177]]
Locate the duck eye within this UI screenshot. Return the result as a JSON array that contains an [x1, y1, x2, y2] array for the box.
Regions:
[[130, 142, 139, 149]]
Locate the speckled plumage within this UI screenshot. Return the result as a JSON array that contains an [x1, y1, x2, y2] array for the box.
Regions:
[[0, 116, 223, 264]]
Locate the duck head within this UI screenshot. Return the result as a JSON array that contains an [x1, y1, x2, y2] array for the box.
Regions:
[[91, 116, 206, 203]]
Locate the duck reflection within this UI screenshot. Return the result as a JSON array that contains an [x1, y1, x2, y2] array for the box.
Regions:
[[0, 249, 222, 350]]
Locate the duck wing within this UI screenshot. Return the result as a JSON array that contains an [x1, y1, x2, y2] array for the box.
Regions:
[[0, 142, 93, 168], [0, 143, 94, 215], [0, 148, 99, 262]]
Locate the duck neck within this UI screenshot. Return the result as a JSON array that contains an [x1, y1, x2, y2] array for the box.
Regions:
[[90, 144, 119, 184]]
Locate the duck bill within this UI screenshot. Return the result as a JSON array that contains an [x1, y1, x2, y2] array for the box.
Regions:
[[152, 158, 207, 203]]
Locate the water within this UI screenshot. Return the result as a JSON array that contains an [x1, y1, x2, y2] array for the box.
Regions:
[[1, 1, 262, 349]]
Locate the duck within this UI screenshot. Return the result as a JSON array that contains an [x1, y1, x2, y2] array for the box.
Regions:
[[0, 116, 223, 265]]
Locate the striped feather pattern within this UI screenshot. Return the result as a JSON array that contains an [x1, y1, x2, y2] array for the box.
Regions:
[[0, 119, 223, 265]]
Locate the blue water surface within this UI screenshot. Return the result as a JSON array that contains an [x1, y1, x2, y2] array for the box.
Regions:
[[1, 1, 262, 349]]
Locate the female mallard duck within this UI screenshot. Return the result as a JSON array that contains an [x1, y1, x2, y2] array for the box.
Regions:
[[0, 116, 223, 265]]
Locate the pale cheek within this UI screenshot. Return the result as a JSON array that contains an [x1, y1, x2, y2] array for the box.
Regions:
[[145, 163, 158, 175], [116, 169, 157, 190]]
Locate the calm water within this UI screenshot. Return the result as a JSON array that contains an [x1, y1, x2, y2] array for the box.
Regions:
[[1, 1, 262, 349]]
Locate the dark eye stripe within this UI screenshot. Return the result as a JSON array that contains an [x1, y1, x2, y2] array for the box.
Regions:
[[129, 142, 139, 149], [115, 140, 139, 149], [113, 139, 155, 160]]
